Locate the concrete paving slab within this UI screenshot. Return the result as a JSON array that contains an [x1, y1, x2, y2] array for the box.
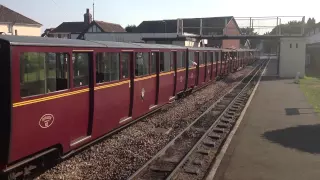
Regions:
[[212, 78, 320, 180]]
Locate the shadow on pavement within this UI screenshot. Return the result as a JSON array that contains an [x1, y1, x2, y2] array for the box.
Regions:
[[263, 124, 320, 154]]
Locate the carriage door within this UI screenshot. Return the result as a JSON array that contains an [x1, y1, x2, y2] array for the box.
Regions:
[[215, 52, 219, 77], [172, 51, 177, 96], [195, 52, 199, 86], [204, 52, 207, 82], [151, 51, 159, 107], [70, 52, 94, 146]]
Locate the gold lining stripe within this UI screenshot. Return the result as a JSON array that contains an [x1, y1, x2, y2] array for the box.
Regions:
[[13, 88, 89, 107], [177, 68, 186, 72], [159, 71, 174, 76], [189, 67, 196, 70], [94, 80, 130, 90], [199, 65, 205, 68]]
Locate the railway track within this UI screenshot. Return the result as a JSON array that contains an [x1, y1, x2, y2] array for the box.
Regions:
[[128, 59, 268, 180]]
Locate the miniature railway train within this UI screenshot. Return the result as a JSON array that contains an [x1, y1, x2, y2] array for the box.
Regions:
[[0, 35, 259, 178]]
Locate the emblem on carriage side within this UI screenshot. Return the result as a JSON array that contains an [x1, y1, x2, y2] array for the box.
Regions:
[[208, 69, 210, 74], [141, 88, 146, 100], [191, 73, 194, 79], [39, 114, 54, 128], [180, 76, 183, 83]]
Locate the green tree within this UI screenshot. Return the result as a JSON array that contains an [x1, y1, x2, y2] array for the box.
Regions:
[[240, 27, 260, 49], [263, 20, 307, 53], [125, 25, 137, 32]]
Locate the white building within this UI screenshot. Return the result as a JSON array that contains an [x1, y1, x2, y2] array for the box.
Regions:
[[0, 4, 42, 36]]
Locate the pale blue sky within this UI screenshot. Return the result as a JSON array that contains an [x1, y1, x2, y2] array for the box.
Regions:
[[1, 0, 318, 32]]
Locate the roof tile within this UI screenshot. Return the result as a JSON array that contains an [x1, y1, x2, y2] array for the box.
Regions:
[[95, 21, 126, 32], [0, 4, 41, 25], [51, 22, 88, 33]]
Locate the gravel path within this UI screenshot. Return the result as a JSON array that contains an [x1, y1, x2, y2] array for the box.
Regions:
[[36, 66, 254, 180]]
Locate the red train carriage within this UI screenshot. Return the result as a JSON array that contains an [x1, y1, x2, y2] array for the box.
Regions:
[[0, 36, 191, 177], [0, 35, 257, 178], [229, 49, 238, 72], [186, 48, 221, 89], [238, 49, 246, 69], [186, 50, 197, 89], [215, 50, 222, 78], [220, 50, 229, 76], [204, 48, 221, 83]]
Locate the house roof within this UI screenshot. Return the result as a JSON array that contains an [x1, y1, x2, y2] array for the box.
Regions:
[[0, 5, 41, 25], [135, 16, 236, 35], [51, 22, 88, 34], [95, 21, 126, 32], [51, 20, 125, 34]]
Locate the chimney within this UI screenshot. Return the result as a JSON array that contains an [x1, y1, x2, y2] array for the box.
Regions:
[[84, 8, 92, 25]]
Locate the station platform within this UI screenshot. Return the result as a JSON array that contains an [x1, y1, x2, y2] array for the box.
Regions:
[[211, 58, 320, 180]]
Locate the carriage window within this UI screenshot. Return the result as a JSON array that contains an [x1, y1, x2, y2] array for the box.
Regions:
[[20, 52, 69, 97], [212, 52, 215, 62], [207, 52, 211, 64], [96, 52, 120, 83], [182, 51, 186, 68], [215, 52, 219, 62], [188, 51, 194, 68], [177, 51, 186, 69], [160, 52, 171, 72], [150, 52, 157, 74], [171, 52, 175, 70], [135, 52, 149, 76], [121, 53, 130, 79], [73, 53, 89, 87], [199, 52, 204, 65]]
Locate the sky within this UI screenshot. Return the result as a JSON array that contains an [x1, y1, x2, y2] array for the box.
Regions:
[[1, 0, 319, 33]]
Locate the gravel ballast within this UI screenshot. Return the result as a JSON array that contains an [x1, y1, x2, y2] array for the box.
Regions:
[[36, 66, 254, 180]]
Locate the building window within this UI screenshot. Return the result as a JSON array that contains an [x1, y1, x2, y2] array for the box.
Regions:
[[160, 52, 171, 72], [290, 43, 292, 48], [121, 53, 130, 79], [20, 52, 69, 97], [73, 53, 89, 87], [135, 52, 149, 76], [8, 24, 13, 33], [150, 52, 157, 74], [96, 52, 120, 83], [296, 43, 298, 48]]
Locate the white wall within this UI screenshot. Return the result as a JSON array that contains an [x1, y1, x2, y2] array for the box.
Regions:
[[88, 25, 102, 33], [70, 34, 80, 39], [0, 23, 41, 36], [279, 37, 306, 78]]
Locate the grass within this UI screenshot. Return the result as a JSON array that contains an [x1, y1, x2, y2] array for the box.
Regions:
[[23, 69, 56, 82], [300, 76, 320, 113]]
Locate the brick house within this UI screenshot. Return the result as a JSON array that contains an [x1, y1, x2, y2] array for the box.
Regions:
[[136, 16, 242, 48]]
